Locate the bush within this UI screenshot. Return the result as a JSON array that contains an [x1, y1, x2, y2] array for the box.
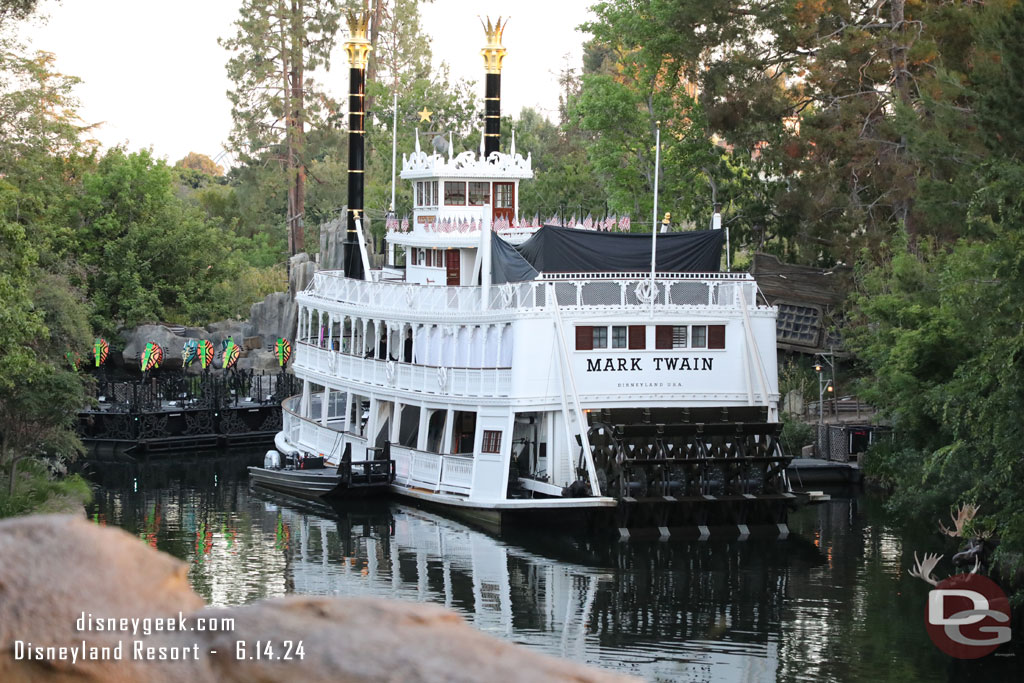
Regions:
[[780, 415, 815, 456], [0, 459, 93, 518]]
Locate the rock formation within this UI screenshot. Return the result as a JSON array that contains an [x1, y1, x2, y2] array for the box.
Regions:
[[0, 515, 628, 682]]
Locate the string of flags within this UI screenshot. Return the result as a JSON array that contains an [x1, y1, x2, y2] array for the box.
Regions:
[[385, 213, 633, 234]]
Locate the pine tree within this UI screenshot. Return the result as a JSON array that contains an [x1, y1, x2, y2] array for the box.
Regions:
[[220, 0, 343, 255]]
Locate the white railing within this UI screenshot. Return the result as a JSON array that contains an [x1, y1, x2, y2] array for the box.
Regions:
[[281, 394, 358, 459], [294, 343, 512, 398], [303, 270, 761, 317], [391, 445, 474, 495]]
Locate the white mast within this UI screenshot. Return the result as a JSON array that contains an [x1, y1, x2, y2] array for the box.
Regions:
[[389, 91, 398, 211], [649, 121, 661, 315]]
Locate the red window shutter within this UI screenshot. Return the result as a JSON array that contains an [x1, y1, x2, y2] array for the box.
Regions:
[[575, 326, 593, 351], [655, 326, 673, 349], [709, 325, 726, 349], [628, 325, 646, 350]]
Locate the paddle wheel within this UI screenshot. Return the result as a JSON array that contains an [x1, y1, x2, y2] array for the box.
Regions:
[[585, 411, 795, 537]]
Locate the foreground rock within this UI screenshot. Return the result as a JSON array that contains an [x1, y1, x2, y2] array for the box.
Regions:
[[0, 516, 629, 682]]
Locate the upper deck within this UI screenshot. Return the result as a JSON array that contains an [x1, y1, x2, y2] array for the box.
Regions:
[[299, 269, 767, 323]]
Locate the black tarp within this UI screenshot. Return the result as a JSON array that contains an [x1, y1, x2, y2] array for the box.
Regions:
[[515, 225, 724, 275], [490, 231, 539, 284]]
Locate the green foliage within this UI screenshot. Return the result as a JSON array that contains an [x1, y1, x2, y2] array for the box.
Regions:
[[0, 460, 92, 518], [73, 149, 246, 331], [849, 225, 1024, 579], [780, 414, 814, 457]]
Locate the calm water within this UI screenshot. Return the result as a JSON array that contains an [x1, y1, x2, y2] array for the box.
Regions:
[[83, 454, 1019, 682]]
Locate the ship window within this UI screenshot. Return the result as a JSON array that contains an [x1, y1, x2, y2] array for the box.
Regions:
[[691, 325, 707, 349], [592, 327, 608, 349], [445, 181, 467, 205], [468, 182, 490, 206], [430, 180, 438, 206], [482, 430, 502, 453], [416, 182, 424, 207], [709, 324, 726, 349], [611, 326, 627, 349], [673, 326, 687, 348]]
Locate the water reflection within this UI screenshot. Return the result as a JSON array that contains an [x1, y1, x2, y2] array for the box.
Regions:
[[85, 457, 968, 681]]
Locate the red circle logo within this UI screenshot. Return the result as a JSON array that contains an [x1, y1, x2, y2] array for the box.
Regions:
[[925, 573, 1011, 659]]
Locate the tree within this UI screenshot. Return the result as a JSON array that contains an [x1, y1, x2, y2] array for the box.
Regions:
[[175, 152, 225, 177], [846, 0, 1024, 587], [220, 0, 344, 255], [73, 149, 244, 331], [359, 0, 477, 228]]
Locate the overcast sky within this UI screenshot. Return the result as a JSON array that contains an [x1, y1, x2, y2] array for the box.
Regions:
[[17, 0, 595, 166]]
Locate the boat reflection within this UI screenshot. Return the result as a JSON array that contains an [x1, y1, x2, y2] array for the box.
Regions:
[[86, 460, 954, 682], [247, 491, 828, 680]]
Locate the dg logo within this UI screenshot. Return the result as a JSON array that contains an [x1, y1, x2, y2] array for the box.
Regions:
[[925, 574, 1011, 659]]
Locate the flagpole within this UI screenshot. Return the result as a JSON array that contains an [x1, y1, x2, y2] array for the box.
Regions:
[[389, 90, 398, 212], [650, 121, 661, 316]]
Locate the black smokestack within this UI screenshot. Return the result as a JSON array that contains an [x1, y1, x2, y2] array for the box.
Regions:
[[343, 13, 371, 280], [481, 17, 507, 159]]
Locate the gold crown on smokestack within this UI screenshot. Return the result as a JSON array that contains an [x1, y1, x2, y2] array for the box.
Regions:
[[345, 12, 372, 69], [480, 16, 508, 74]]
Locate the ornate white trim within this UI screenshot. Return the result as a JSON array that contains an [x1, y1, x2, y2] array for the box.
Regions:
[[401, 149, 533, 180]]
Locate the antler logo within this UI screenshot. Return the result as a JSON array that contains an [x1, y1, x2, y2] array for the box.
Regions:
[[909, 551, 1011, 658]]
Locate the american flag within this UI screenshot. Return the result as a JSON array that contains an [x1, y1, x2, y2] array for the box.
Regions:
[[568, 214, 577, 228], [618, 215, 631, 232], [582, 213, 594, 230], [386, 215, 399, 232], [400, 216, 409, 232]]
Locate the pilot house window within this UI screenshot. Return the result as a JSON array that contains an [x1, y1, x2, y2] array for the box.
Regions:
[[468, 182, 490, 206], [444, 181, 467, 206], [416, 181, 438, 207]]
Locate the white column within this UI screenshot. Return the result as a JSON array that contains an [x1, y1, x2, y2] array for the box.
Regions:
[[321, 385, 329, 426], [391, 401, 402, 443], [417, 406, 430, 451], [443, 408, 455, 454]]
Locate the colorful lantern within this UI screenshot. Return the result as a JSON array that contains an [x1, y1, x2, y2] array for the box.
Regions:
[[93, 338, 109, 367], [222, 337, 240, 370], [141, 342, 164, 372], [198, 339, 214, 369], [275, 338, 292, 367]]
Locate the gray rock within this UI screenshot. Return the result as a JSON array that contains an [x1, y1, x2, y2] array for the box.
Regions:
[[237, 349, 281, 374], [120, 324, 193, 371], [319, 216, 346, 271], [289, 252, 317, 295], [244, 290, 297, 343], [204, 320, 247, 350]]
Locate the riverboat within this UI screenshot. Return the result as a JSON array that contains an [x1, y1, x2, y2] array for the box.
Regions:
[[252, 15, 793, 537]]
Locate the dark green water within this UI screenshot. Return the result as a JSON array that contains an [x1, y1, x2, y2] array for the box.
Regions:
[[83, 454, 1020, 681]]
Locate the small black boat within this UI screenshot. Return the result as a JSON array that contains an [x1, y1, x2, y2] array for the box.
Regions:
[[248, 447, 394, 500]]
